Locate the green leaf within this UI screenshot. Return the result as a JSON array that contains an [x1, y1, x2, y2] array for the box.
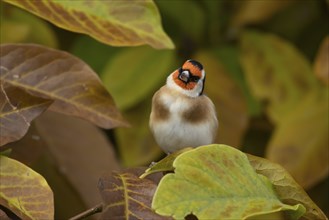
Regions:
[[1, 3, 58, 47], [0, 44, 127, 129], [4, 0, 174, 49], [0, 155, 54, 219], [101, 46, 176, 110], [248, 154, 328, 220], [70, 36, 120, 74], [152, 144, 305, 220], [0, 85, 52, 146], [140, 147, 193, 179], [240, 31, 319, 123], [156, 0, 205, 41]]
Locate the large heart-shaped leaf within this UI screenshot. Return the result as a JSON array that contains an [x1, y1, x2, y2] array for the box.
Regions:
[[4, 0, 174, 49], [0, 84, 51, 146], [0, 155, 54, 219], [0, 44, 127, 129], [141, 146, 326, 219], [152, 144, 305, 220]]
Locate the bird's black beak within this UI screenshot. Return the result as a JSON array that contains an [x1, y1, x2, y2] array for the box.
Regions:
[[178, 69, 190, 83]]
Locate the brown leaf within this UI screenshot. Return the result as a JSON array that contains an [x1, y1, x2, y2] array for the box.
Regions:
[[248, 154, 328, 220], [98, 170, 169, 220], [0, 208, 11, 220], [194, 50, 249, 148], [0, 155, 54, 220], [34, 111, 120, 208], [2, 123, 45, 165], [0, 84, 51, 146], [0, 43, 127, 129], [314, 36, 329, 85]]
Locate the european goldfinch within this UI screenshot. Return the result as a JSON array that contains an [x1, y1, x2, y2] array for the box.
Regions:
[[149, 60, 218, 153]]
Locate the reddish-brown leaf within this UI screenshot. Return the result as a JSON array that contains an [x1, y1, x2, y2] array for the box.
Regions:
[[0, 84, 51, 146], [0, 43, 127, 129], [98, 170, 169, 220], [34, 111, 120, 208]]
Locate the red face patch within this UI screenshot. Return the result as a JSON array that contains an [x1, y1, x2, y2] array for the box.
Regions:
[[172, 70, 197, 90], [182, 61, 202, 78]]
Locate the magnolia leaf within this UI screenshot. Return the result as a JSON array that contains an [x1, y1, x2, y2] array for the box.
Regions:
[[0, 44, 127, 129], [248, 154, 328, 220], [313, 36, 329, 85], [194, 50, 249, 148], [34, 111, 120, 207], [231, 0, 295, 28], [152, 144, 305, 220], [98, 169, 169, 220], [0, 155, 54, 219], [239, 31, 319, 123], [0, 84, 51, 146], [140, 147, 193, 179], [4, 0, 174, 49], [117, 100, 163, 167], [101, 46, 176, 110], [1, 4, 58, 47], [266, 90, 329, 189]]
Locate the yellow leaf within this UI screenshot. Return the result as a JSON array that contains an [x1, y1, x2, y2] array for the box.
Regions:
[[0, 156, 54, 220], [4, 0, 174, 49]]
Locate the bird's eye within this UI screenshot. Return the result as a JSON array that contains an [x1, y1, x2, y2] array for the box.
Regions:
[[190, 75, 200, 82]]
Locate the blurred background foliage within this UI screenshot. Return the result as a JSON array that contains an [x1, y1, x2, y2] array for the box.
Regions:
[[1, 0, 328, 219]]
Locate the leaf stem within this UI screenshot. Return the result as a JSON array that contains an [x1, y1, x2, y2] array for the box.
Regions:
[[69, 203, 103, 220]]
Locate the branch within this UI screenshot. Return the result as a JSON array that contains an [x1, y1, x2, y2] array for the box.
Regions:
[[69, 203, 103, 220]]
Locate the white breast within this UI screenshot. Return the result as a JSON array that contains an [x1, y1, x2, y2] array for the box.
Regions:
[[150, 91, 218, 153]]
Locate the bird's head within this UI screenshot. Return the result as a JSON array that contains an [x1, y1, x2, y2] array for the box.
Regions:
[[167, 59, 205, 98]]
